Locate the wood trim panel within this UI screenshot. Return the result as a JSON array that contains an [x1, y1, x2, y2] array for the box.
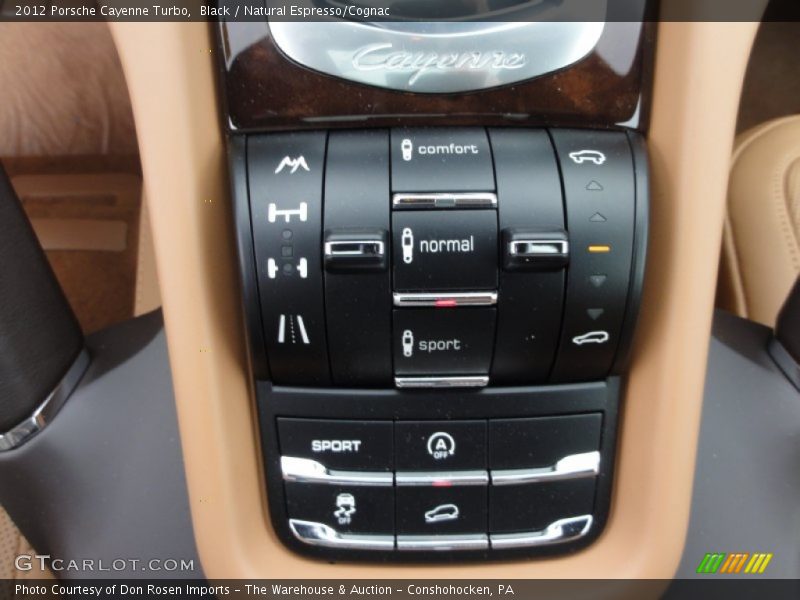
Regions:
[[218, 22, 652, 131]]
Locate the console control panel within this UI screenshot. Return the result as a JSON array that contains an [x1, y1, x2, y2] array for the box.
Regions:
[[279, 415, 600, 551], [244, 128, 646, 389], [230, 127, 647, 561]]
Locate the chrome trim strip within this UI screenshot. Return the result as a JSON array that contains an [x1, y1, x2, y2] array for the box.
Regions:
[[489, 515, 593, 549], [392, 291, 498, 307], [392, 193, 497, 210], [397, 533, 488, 551], [508, 240, 570, 258], [394, 376, 489, 389], [395, 470, 489, 486], [490, 451, 600, 486], [324, 240, 385, 258], [0, 348, 90, 452], [289, 519, 394, 550], [268, 17, 606, 94], [281, 456, 393, 486]]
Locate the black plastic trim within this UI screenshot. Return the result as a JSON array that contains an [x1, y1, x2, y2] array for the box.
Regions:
[[227, 135, 270, 380], [611, 130, 650, 374]]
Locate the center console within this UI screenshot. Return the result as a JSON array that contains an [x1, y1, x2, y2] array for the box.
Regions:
[[219, 7, 651, 562]]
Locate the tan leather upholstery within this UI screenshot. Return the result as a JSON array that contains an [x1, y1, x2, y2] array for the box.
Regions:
[[0, 507, 52, 580], [722, 115, 800, 326], [0, 22, 137, 157], [134, 194, 162, 316]]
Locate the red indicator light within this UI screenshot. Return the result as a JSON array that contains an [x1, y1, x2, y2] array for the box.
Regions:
[[432, 480, 452, 488], [435, 299, 457, 308]]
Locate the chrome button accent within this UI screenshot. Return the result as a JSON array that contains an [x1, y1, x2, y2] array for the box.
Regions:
[[324, 240, 385, 258], [392, 291, 498, 308], [323, 229, 388, 272], [393, 193, 497, 210], [490, 451, 600, 485], [397, 533, 489, 551], [509, 239, 569, 258], [489, 515, 593, 549], [395, 470, 489, 487], [0, 348, 90, 452], [289, 519, 394, 550], [394, 376, 489, 389], [281, 456, 393, 486]]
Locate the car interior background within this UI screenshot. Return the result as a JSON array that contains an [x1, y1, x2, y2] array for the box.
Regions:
[[0, 21, 158, 580]]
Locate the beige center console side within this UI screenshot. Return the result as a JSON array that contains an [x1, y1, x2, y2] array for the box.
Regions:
[[109, 20, 758, 578]]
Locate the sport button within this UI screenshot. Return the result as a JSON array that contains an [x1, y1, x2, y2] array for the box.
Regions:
[[393, 309, 495, 376], [277, 418, 392, 470], [395, 421, 487, 471]]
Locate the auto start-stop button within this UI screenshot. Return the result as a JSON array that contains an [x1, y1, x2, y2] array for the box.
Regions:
[[393, 210, 497, 292], [393, 308, 496, 376], [391, 128, 495, 192]]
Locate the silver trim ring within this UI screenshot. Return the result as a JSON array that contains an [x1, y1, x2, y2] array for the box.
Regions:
[[282, 452, 597, 487], [281, 456, 393, 486], [394, 375, 490, 389], [288, 516, 592, 551], [324, 240, 386, 258], [392, 192, 497, 210], [397, 533, 488, 551], [289, 519, 395, 550], [393, 291, 498, 307], [395, 470, 489, 486], [491, 451, 600, 485], [508, 240, 570, 258], [489, 515, 593, 549], [0, 348, 90, 452]]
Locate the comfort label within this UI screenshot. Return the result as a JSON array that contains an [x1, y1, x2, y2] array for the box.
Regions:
[[400, 138, 481, 161], [392, 128, 494, 193]]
